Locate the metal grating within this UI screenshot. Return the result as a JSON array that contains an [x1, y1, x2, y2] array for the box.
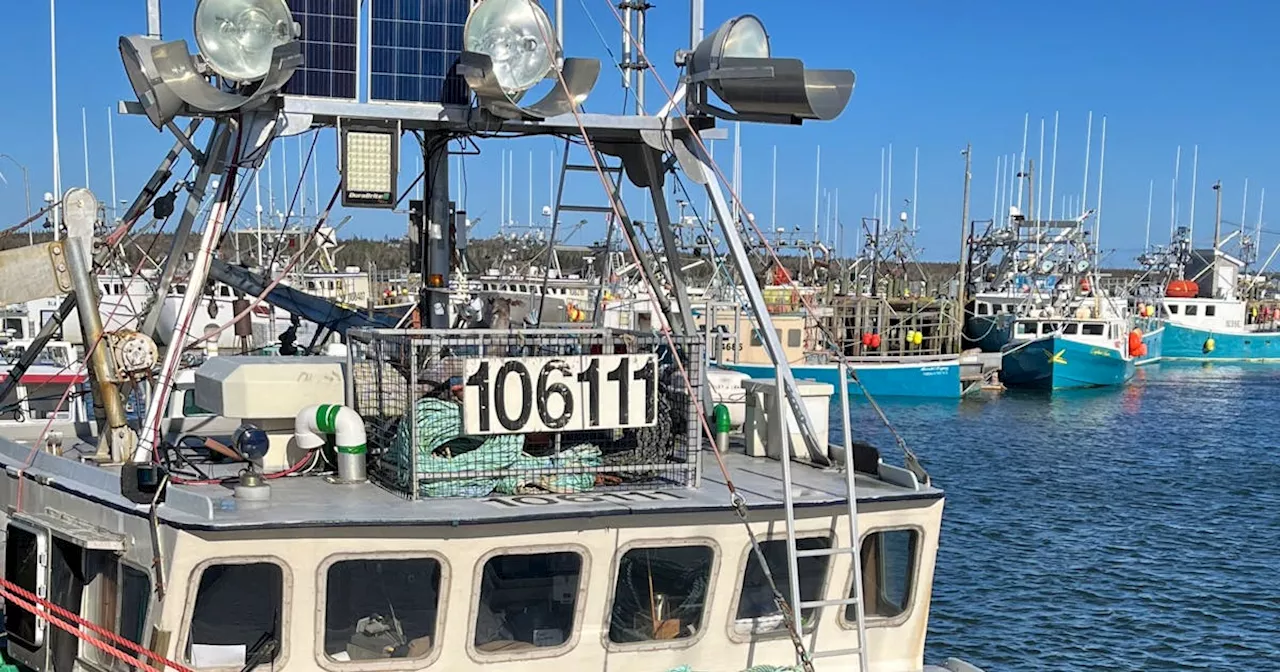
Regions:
[[348, 328, 704, 500], [285, 0, 359, 99], [369, 0, 471, 104]]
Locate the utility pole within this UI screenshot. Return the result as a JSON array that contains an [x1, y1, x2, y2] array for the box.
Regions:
[[958, 144, 972, 352]]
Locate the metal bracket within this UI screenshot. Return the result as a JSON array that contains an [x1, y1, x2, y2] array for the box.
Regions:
[[0, 242, 73, 305]]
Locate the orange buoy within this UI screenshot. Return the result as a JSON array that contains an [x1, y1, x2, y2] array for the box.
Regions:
[[869, 333, 882, 349], [1166, 279, 1198, 298]]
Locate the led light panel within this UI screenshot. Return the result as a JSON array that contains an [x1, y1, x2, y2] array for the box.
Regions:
[[341, 126, 399, 208]]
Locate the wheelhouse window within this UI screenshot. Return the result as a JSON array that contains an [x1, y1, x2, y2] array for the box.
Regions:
[[1062, 323, 1079, 335], [1206, 305, 1217, 317], [1082, 323, 1105, 336], [787, 329, 802, 348], [848, 529, 919, 622], [474, 551, 582, 653], [86, 560, 152, 669], [4, 525, 44, 648], [182, 390, 213, 417], [187, 562, 283, 668], [1185, 304, 1199, 316], [324, 557, 441, 662], [1169, 304, 1179, 314], [735, 537, 830, 634], [976, 302, 989, 316], [1014, 322, 1034, 336], [608, 545, 713, 645]]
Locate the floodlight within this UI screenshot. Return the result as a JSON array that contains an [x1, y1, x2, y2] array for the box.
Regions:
[[458, 0, 600, 120], [194, 0, 295, 82], [340, 121, 399, 209], [119, 0, 301, 130], [684, 14, 855, 124]]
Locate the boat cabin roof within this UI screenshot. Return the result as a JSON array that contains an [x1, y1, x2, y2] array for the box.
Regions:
[[0, 437, 940, 532]]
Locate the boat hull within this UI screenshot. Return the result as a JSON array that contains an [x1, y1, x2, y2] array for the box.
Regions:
[[963, 314, 1015, 353], [1135, 319, 1164, 366], [722, 358, 965, 399], [1161, 322, 1280, 361], [999, 336, 1134, 390]]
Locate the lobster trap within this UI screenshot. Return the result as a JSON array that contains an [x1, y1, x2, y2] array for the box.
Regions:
[[347, 328, 704, 499]]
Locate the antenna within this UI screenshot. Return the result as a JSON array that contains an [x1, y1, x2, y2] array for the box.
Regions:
[[887, 143, 894, 231], [878, 146, 885, 230], [50, 0, 62, 241], [1241, 177, 1249, 244], [81, 107, 90, 190], [771, 144, 777, 231], [1152, 177, 1162, 250], [1188, 145, 1199, 245], [813, 145, 821, 239], [911, 147, 919, 234], [1080, 111, 1092, 213], [107, 107, 118, 221], [1017, 112, 1028, 211], [1035, 118, 1045, 224], [499, 148, 506, 233], [1048, 111, 1059, 220], [1171, 146, 1181, 239], [1093, 115, 1107, 267], [991, 155, 1000, 224]]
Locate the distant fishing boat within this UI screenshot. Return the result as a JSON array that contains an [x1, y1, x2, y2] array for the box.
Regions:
[[1159, 256, 1280, 361], [999, 312, 1143, 390]]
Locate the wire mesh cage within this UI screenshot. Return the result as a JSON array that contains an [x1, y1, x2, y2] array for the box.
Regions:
[[348, 328, 704, 499]]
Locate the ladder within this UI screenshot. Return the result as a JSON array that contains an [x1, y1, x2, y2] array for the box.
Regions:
[[546, 137, 627, 327], [775, 365, 870, 671]]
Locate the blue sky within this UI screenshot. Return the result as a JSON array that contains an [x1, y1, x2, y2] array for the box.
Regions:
[[1, 1, 1277, 266]]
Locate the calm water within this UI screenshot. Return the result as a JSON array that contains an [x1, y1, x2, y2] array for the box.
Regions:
[[846, 363, 1280, 671]]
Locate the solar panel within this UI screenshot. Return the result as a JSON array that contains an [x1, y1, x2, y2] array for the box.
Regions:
[[284, 0, 359, 99], [369, 0, 471, 105]]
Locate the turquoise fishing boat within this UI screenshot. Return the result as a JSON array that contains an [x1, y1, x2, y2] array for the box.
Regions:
[[999, 316, 1139, 390]]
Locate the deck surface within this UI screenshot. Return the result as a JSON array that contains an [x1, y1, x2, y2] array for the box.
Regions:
[[0, 435, 941, 531]]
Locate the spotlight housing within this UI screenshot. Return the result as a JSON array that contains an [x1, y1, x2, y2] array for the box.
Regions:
[[684, 14, 855, 124], [118, 0, 302, 130], [194, 0, 297, 82], [457, 0, 600, 120]]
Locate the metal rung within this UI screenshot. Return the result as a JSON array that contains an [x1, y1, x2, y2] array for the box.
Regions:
[[560, 205, 617, 214], [566, 164, 622, 173], [799, 596, 862, 609], [795, 546, 857, 558], [810, 647, 864, 660]]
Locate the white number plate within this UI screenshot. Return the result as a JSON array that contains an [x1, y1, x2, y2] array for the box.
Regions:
[[462, 354, 659, 435]]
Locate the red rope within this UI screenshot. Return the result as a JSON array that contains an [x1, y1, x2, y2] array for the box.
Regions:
[[0, 577, 193, 672]]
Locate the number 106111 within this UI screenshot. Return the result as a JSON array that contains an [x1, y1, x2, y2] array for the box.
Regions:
[[462, 354, 659, 435]]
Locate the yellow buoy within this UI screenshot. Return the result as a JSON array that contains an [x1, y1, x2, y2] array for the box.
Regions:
[[911, 331, 923, 345], [1204, 337, 1216, 353]]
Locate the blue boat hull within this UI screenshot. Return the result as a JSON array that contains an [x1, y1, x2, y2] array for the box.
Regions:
[[721, 358, 965, 399], [963, 314, 1015, 353], [1000, 336, 1135, 390], [1162, 322, 1280, 361], [1135, 319, 1164, 366]]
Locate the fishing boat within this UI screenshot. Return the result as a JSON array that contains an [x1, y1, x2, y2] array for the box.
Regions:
[[999, 308, 1141, 390], [0, 2, 992, 671], [1159, 254, 1280, 361]]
